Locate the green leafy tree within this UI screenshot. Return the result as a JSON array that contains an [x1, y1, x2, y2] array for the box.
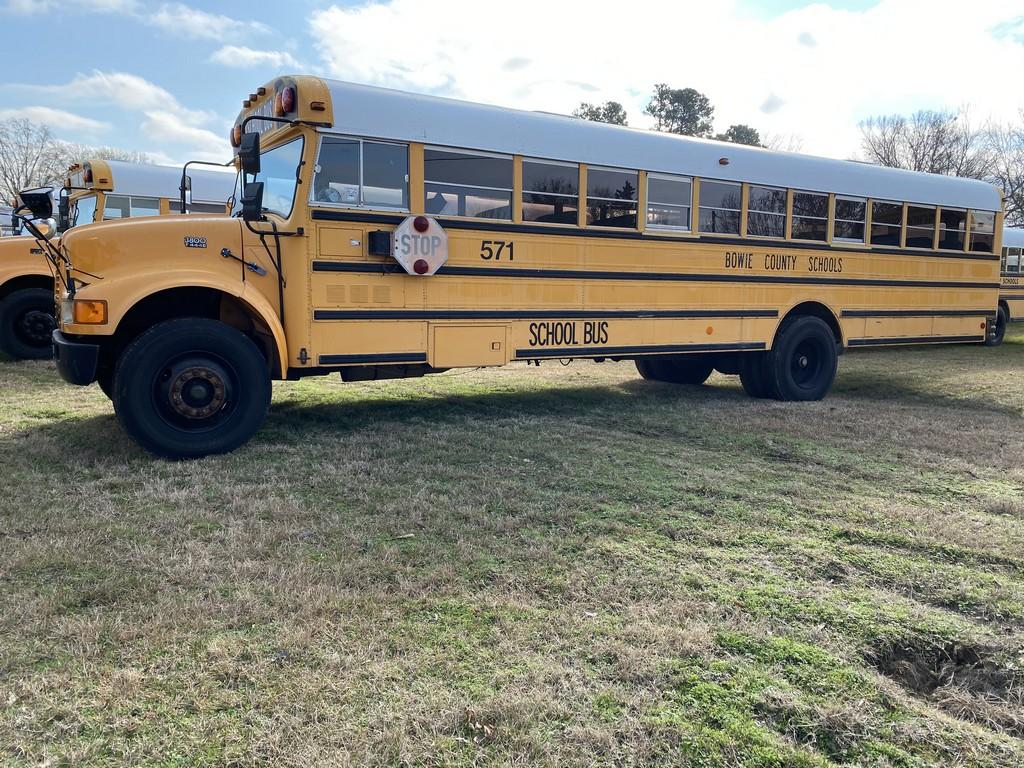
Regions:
[[715, 124, 763, 147], [572, 101, 628, 126], [644, 84, 714, 137]]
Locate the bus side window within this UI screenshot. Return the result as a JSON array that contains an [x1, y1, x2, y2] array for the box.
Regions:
[[969, 210, 996, 253], [871, 201, 902, 246], [424, 147, 512, 220], [103, 194, 131, 220], [130, 197, 161, 217], [1009, 248, 1021, 273], [312, 136, 409, 211]]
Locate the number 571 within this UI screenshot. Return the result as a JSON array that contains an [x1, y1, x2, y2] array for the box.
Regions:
[[480, 240, 514, 260]]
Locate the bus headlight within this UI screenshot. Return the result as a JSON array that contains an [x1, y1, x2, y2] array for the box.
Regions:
[[63, 298, 107, 325]]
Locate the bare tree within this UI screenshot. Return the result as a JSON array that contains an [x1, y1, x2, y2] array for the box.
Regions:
[[987, 116, 1024, 226], [0, 119, 70, 203], [763, 132, 804, 153], [859, 110, 992, 178]]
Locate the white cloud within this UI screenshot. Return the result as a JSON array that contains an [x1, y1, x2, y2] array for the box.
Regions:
[[0, 106, 109, 133], [42, 71, 214, 124], [140, 110, 231, 162], [309, 0, 1024, 159], [210, 45, 299, 69], [147, 3, 269, 41], [3, 0, 135, 13]]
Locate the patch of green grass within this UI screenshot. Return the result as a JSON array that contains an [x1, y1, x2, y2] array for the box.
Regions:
[[1, 330, 1023, 765]]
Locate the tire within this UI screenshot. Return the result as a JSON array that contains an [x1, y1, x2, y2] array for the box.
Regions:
[[739, 352, 776, 398], [635, 355, 713, 385], [0, 288, 57, 360], [985, 306, 1008, 347], [765, 316, 838, 401], [111, 318, 271, 459], [97, 367, 115, 401]]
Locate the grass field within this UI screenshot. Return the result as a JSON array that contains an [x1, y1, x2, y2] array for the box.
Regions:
[[1, 328, 1023, 767]]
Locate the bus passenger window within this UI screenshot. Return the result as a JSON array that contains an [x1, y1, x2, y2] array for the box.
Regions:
[[424, 148, 512, 219], [937, 207, 967, 250], [698, 180, 740, 235], [130, 197, 161, 218], [103, 194, 131, 220], [1007, 248, 1021, 273], [362, 141, 408, 209], [523, 159, 578, 224], [871, 201, 902, 246], [906, 205, 936, 248], [312, 137, 408, 210], [747, 185, 786, 238], [791, 191, 828, 241], [646, 174, 691, 230], [969, 210, 995, 253], [834, 197, 866, 242], [586, 166, 637, 228]]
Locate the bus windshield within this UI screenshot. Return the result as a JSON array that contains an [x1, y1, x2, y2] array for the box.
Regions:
[[233, 137, 304, 219], [72, 194, 98, 228]]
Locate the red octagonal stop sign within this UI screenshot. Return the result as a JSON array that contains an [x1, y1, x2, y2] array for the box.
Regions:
[[391, 215, 448, 276]]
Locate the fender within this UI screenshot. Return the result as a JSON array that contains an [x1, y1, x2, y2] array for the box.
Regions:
[[68, 268, 289, 377]]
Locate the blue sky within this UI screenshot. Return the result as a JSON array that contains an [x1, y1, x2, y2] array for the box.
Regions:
[[3, 0, 1023, 164]]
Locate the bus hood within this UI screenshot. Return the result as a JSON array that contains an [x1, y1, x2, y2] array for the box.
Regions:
[[59, 215, 243, 282]]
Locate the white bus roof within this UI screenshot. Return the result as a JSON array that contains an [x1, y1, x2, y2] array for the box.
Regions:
[[1002, 226, 1024, 248], [102, 160, 236, 204], [321, 79, 1003, 212]]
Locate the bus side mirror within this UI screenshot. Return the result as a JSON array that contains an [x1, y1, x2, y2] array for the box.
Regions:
[[58, 196, 70, 232], [238, 133, 261, 176], [240, 181, 264, 222], [18, 187, 54, 220]]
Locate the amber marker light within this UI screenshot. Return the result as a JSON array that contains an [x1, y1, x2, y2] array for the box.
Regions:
[[230, 125, 242, 148], [73, 300, 108, 325]]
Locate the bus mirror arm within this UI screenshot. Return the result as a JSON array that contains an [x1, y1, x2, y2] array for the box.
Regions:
[[179, 159, 234, 214]]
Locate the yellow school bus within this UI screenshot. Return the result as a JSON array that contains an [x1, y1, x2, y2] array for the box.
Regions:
[[45, 76, 1003, 458], [997, 226, 1024, 341], [0, 159, 233, 360]]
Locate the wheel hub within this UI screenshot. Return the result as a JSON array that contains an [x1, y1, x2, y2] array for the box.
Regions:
[[18, 309, 57, 346], [797, 355, 809, 369], [168, 366, 228, 419]]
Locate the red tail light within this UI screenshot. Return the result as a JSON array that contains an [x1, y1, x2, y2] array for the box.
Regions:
[[413, 216, 429, 232]]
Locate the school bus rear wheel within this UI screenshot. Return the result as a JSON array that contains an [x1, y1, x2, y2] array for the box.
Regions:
[[766, 316, 837, 401], [111, 318, 271, 459], [985, 306, 1007, 347]]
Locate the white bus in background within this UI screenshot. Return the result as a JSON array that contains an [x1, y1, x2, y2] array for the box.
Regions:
[[0, 204, 14, 237], [997, 226, 1024, 342], [1, 159, 235, 360], [64, 159, 235, 227]]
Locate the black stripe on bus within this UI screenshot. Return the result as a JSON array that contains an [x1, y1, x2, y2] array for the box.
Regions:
[[841, 309, 994, 318], [312, 308, 779, 321], [317, 352, 427, 365], [847, 335, 983, 347], [514, 341, 766, 359], [311, 260, 998, 290], [309, 209, 999, 261]]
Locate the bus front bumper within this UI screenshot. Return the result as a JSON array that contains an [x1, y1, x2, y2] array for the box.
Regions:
[[52, 330, 99, 385]]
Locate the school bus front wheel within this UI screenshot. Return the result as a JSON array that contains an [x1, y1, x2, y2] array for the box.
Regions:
[[110, 318, 272, 460]]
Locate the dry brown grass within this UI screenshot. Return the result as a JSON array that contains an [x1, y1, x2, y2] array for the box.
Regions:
[[1, 329, 1023, 766]]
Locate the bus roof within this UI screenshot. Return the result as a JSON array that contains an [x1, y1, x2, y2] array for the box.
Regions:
[[318, 78, 1003, 213], [99, 160, 235, 203], [1002, 226, 1024, 248]]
